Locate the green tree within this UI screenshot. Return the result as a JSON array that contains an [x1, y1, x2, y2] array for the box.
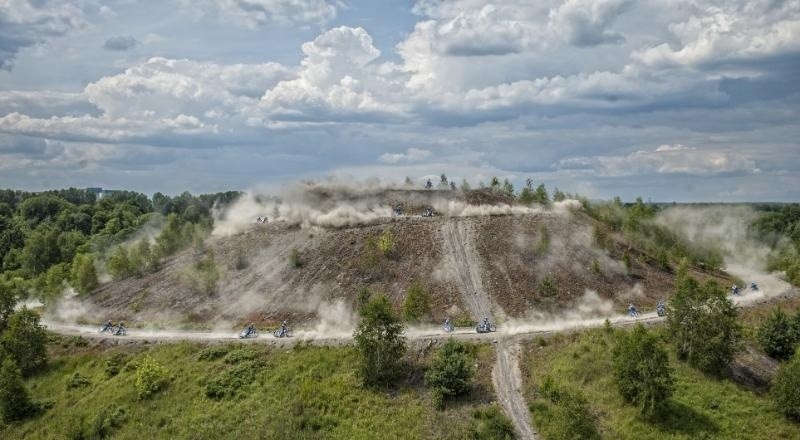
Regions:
[[424, 339, 475, 408], [612, 325, 674, 416], [553, 188, 566, 202], [20, 225, 61, 276], [533, 184, 550, 206], [667, 277, 741, 374], [438, 174, 449, 189], [537, 376, 600, 440], [773, 351, 800, 421], [502, 179, 514, 197], [758, 308, 799, 360], [403, 282, 431, 322], [353, 294, 406, 387], [460, 179, 471, 192], [0, 358, 35, 423], [0, 308, 48, 377], [490, 177, 500, 191], [106, 246, 132, 281], [71, 253, 98, 294]]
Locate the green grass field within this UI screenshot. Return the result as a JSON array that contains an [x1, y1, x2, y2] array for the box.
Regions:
[[1, 336, 507, 440], [522, 328, 800, 440]]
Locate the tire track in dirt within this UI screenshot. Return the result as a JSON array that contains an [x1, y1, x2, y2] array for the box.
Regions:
[[494, 341, 536, 439], [441, 219, 495, 321]]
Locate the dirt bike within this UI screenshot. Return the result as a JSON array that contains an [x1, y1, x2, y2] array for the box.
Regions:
[[476, 321, 496, 333], [656, 306, 666, 317], [99, 324, 114, 334], [273, 327, 291, 338], [113, 326, 127, 336], [239, 328, 258, 339], [443, 321, 454, 333]]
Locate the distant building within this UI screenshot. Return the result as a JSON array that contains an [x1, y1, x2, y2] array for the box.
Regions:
[[86, 187, 123, 199]]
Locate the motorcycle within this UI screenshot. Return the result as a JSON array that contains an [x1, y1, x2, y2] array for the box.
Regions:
[[443, 320, 454, 333], [239, 327, 258, 339], [273, 326, 291, 338], [113, 326, 127, 336], [476, 320, 496, 333], [656, 305, 666, 317]]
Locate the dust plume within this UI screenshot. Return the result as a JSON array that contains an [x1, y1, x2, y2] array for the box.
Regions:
[[295, 299, 357, 339]]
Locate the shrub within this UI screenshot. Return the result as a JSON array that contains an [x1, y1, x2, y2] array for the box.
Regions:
[[612, 325, 674, 416], [356, 287, 373, 314], [289, 248, 302, 268], [468, 405, 516, 440], [537, 375, 600, 440], [403, 282, 431, 322], [354, 294, 406, 387], [535, 225, 550, 255], [223, 347, 259, 364], [135, 356, 168, 399], [772, 351, 800, 421], [758, 308, 799, 360], [425, 340, 475, 408], [198, 346, 229, 361], [66, 372, 91, 390], [204, 360, 264, 400], [106, 246, 133, 281], [70, 253, 98, 294], [538, 276, 557, 297], [377, 229, 394, 257], [232, 250, 248, 271], [104, 353, 126, 378], [86, 406, 127, 439], [0, 358, 35, 422]]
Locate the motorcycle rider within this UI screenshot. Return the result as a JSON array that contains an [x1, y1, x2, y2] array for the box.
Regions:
[[628, 303, 638, 317], [115, 321, 126, 336], [101, 320, 114, 333]]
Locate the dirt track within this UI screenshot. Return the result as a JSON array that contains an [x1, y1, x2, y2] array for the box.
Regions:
[[441, 219, 496, 320], [494, 341, 537, 439]]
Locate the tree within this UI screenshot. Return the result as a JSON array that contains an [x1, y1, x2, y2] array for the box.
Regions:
[[553, 188, 566, 202], [667, 277, 741, 374], [0, 358, 35, 422], [424, 339, 475, 408], [0, 279, 18, 333], [71, 253, 98, 294], [20, 225, 61, 276], [460, 179, 471, 192], [773, 351, 800, 421], [0, 308, 48, 377], [758, 308, 799, 360], [533, 184, 550, 206], [106, 246, 132, 281], [353, 294, 406, 387], [612, 325, 674, 416], [438, 174, 449, 189], [403, 282, 431, 322], [502, 179, 514, 197]]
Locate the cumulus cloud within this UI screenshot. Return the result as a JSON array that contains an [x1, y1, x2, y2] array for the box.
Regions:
[[558, 144, 758, 176], [103, 35, 137, 51], [184, 0, 338, 27], [632, 1, 800, 68], [548, 0, 631, 46], [0, 0, 86, 69], [379, 147, 432, 164]]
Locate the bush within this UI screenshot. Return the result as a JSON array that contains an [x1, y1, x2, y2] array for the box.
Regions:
[[0, 358, 35, 423], [356, 287, 373, 314], [70, 253, 98, 294], [223, 347, 259, 364], [66, 372, 91, 390], [288, 248, 302, 268], [425, 340, 476, 408], [377, 229, 394, 257], [86, 406, 127, 439], [667, 277, 741, 374], [197, 346, 228, 361], [536, 225, 550, 255], [104, 353, 126, 378], [403, 282, 431, 322], [106, 246, 133, 281], [468, 405, 516, 440], [758, 308, 799, 360], [538, 276, 557, 297], [134, 356, 168, 400], [354, 294, 406, 387], [181, 253, 219, 295], [0, 307, 48, 377], [204, 360, 264, 400], [537, 376, 600, 440], [612, 325, 674, 416], [772, 351, 800, 421]]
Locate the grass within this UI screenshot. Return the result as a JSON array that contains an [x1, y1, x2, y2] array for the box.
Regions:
[[521, 327, 800, 440], [2, 337, 502, 440]]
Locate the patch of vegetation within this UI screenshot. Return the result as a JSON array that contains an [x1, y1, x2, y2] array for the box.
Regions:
[[533, 375, 600, 440], [524, 328, 800, 439], [425, 339, 476, 409], [377, 229, 394, 257], [467, 405, 516, 439], [535, 225, 550, 255], [0, 358, 37, 423], [403, 282, 431, 322], [65, 372, 91, 390], [538, 276, 557, 297], [289, 248, 302, 268], [612, 325, 674, 416], [197, 346, 228, 361], [134, 356, 168, 400], [180, 252, 219, 295], [758, 308, 800, 360], [752, 204, 800, 286], [772, 351, 800, 421]]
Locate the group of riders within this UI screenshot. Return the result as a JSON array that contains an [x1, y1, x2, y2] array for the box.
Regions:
[[393, 205, 435, 217], [99, 280, 759, 338]]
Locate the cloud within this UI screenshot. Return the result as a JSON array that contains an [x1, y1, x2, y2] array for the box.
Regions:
[[548, 0, 631, 46], [632, 1, 800, 69], [558, 144, 758, 177], [378, 147, 432, 164], [184, 0, 338, 27], [0, 0, 86, 69], [103, 36, 137, 51]]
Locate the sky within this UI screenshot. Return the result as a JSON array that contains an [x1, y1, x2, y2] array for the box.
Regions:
[[0, 0, 798, 202]]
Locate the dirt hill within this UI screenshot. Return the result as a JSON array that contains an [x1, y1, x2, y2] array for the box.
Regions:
[[86, 189, 730, 329]]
